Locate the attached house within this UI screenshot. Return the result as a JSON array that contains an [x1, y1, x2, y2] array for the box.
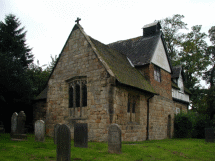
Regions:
[[33, 20, 191, 141]]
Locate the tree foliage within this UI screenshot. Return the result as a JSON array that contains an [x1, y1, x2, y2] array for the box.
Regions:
[[0, 14, 34, 104], [160, 14, 213, 117], [27, 61, 50, 98], [179, 25, 210, 110], [160, 14, 187, 64], [202, 26, 215, 120]]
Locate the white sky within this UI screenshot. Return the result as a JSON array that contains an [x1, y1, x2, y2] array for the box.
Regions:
[[1, 0, 214, 87]]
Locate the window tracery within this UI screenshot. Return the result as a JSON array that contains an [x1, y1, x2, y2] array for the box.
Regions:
[[68, 77, 87, 118]]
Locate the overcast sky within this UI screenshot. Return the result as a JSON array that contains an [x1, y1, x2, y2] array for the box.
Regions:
[[0, 0, 214, 87]]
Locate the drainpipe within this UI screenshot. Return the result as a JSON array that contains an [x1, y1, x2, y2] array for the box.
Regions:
[[146, 94, 154, 140]]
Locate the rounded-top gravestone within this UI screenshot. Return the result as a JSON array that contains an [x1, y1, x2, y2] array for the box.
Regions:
[[11, 112, 18, 135], [108, 123, 121, 154], [17, 111, 26, 134], [35, 120, 45, 142], [56, 124, 71, 161], [54, 123, 61, 144]]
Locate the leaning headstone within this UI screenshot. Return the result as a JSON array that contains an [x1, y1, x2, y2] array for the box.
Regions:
[[54, 123, 61, 144], [10, 112, 18, 137], [74, 123, 88, 148], [108, 124, 121, 154], [11, 111, 27, 141], [205, 128, 214, 142], [56, 124, 71, 161], [35, 120, 45, 142]]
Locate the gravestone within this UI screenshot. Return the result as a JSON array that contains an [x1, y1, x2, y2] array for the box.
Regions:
[[10, 112, 18, 137], [54, 123, 61, 144], [205, 128, 214, 142], [56, 124, 71, 161], [35, 120, 45, 142], [108, 124, 121, 154], [0, 121, 5, 133], [74, 123, 88, 148], [11, 111, 27, 141]]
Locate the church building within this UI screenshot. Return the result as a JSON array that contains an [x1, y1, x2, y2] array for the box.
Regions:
[[33, 19, 191, 141]]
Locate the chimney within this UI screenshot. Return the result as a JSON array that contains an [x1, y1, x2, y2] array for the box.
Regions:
[[142, 21, 161, 37]]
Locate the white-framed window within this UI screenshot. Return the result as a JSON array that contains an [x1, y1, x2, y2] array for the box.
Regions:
[[176, 108, 180, 115], [154, 65, 161, 82]]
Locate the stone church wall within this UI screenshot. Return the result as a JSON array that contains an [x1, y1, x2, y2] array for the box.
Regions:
[[32, 100, 47, 126], [45, 27, 111, 142], [148, 95, 175, 140], [112, 85, 149, 141]]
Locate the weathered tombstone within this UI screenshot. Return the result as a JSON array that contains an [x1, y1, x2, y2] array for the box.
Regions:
[[11, 111, 27, 140], [108, 124, 121, 154], [10, 112, 18, 137], [0, 121, 5, 133], [205, 128, 214, 142], [54, 123, 61, 144], [35, 120, 45, 142], [56, 124, 71, 161], [74, 123, 88, 148]]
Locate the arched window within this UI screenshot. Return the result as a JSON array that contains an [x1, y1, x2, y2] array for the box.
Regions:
[[67, 77, 87, 109]]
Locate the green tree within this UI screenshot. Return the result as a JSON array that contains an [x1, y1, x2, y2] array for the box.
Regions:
[[0, 14, 34, 104], [203, 26, 215, 120], [45, 55, 59, 74], [160, 14, 188, 64], [27, 60, 50, 98], [179, 25, 210, 110]]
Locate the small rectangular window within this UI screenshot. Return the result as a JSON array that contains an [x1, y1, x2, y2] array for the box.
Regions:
[[154, 65, 161, 82]]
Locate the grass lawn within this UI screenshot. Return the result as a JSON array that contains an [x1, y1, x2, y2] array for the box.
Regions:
[[0, 133, 214, 161]]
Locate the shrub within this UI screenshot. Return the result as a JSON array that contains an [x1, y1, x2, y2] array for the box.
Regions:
[[174, 112, 192, 138], [192, 114, 213, 138]]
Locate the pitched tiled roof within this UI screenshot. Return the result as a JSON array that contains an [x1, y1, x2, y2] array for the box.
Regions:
[[108, 32, 161, 66], [89, 37, 156, 94], [172, 65, 181, 79], [171, 65, 191, 95]]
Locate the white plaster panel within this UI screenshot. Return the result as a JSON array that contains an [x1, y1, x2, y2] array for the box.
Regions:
[[151, 38, 171, 73]]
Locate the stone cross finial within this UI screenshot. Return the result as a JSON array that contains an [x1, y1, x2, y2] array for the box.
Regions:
[[75, 17, 81, 24]]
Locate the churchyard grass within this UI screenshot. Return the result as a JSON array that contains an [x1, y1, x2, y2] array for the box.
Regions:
[[0, 133, 215, 161]]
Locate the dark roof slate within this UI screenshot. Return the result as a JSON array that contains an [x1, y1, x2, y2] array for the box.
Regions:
[[108, 32, 161, 66], [89, 37, 156, 94]]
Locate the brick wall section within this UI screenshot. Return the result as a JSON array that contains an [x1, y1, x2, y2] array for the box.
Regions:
[[137, 64, 172, 99], [46, 27, 111, 141]]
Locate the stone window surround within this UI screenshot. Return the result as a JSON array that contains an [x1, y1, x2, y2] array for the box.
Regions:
[[66, 76, 87, 119], [127, 94, 138, 123], [154, 65, 161, 82]]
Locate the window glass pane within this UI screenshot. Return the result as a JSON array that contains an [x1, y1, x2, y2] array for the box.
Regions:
[[76, 84, 80, 107], [69, 87, 73, 108], [127, 101, 130, 113], [132, 102, 135, 113], [82, 84, 87, 107]]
